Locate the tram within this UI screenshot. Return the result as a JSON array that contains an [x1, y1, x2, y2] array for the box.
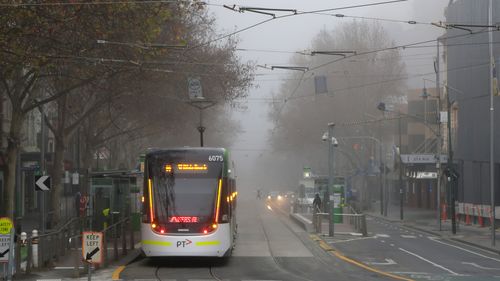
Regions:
[[141, 147, 237, 257]]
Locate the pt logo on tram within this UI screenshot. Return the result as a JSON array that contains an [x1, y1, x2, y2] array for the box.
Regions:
[[176, 239, 193, 248]]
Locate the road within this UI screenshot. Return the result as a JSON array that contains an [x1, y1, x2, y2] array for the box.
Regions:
[[326, 216, 500, 281], [118, 198, 383, 281]]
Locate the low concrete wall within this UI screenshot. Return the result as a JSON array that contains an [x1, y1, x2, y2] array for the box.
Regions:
[[289, 213, 314, 232]]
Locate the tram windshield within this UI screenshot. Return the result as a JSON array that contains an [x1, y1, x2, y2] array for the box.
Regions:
[[148, 161, 223, 225]]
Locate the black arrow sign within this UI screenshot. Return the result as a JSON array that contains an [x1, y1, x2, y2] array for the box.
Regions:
[[85, 247, 99, 261], [0, 248, 9, 258]]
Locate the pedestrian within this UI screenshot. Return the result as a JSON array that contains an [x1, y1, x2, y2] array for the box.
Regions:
[[313, 193, 322, 213]]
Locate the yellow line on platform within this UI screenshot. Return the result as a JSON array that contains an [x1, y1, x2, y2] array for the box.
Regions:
[[112, 265, 126, 280]]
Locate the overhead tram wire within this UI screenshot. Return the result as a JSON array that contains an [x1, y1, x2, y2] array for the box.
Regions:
[[309, 28, 500, 72], [186, 0, 408, 51]]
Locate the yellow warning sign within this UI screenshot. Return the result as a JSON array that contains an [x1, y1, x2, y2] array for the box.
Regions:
[[0, 217, 13, 235]]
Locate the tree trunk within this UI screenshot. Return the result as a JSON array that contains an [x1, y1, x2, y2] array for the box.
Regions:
[[3, 111, 24, 220], [50, 135, 66, 227]]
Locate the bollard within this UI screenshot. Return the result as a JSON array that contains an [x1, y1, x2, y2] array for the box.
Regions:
[[361, 215, 368, 237], [26, 238, 32, 274], [31, 230, 39, 268], [19, 232, 27, 272]]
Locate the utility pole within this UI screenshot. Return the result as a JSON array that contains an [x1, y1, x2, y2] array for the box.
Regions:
[[399, 114, 404, 221], [447, 86, 456, 235], [436, 40, 443, 231], [327, 123, 335, 237], [489, 0, 496, 246]]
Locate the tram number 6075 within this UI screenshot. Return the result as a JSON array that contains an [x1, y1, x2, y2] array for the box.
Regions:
[[208, 155, 223, 162]]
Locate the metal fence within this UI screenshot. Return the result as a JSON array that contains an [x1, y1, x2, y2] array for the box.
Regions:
[[12, 216, 136, 278], [312, 206, 368, 237]]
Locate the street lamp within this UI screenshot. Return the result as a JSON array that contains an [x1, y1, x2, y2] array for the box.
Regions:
[[322, 123, 337, 237], [186, 98, 217, 147]]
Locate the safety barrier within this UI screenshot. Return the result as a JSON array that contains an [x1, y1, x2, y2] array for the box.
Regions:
[[11, 216, 136, 278], [313, 208, 368, 237]]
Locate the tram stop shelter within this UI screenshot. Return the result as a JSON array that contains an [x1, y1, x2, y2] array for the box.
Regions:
[[89, 169, 142, 231]]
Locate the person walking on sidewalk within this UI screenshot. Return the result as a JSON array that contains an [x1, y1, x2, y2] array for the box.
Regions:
[[313, 193, 322, 232], [313, 193, 322, 213]]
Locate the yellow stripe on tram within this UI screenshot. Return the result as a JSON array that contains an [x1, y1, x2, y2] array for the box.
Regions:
[[142, 240, 172, 247], [195, 241, 220, 246]]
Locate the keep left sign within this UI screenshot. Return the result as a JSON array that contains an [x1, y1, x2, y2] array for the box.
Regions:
[[82, 232, 103, 264]]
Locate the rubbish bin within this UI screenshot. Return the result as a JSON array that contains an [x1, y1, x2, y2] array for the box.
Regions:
[[334, 206, 343, 223]]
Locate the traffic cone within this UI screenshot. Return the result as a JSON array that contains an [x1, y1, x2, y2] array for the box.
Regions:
[[465, 206, 471, 225], [441, 203, 447, 221], [478, 207, 484, 227]]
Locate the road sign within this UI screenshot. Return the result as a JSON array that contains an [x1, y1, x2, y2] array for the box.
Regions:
[[0, 218, 13, 235], [82, 232, 103, 264], [400, 154, 448, 164], [35, 175, 51, 191], [187, 77, 203, 99], [0, 234, 10, 263]]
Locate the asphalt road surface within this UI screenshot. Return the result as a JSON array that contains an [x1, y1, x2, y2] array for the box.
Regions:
[[119, 199, 385, 281], [327, 216, 500, 281]]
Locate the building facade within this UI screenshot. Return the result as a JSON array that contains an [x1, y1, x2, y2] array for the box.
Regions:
[[446, 0, 500, 220]]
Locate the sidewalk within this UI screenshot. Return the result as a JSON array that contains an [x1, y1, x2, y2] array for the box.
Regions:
[[367, 203, 500, 254]]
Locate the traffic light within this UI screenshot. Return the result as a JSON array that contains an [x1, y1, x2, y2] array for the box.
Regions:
[[444, 167, 459, 182]]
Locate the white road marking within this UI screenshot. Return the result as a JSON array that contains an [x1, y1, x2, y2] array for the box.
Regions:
[[401, 235, 417, 239], [350, 232, 363, 236], [399, 247, 466, 276], [429, 237, 500, 263], [365, 258, 397, 266], [375, 234, 390, 238], [390, 271, 430, 275], [462, 262, 500, 270], [390, 244, 395, 247], [381, 240, 386, 243], [54, 266, 85, 269]]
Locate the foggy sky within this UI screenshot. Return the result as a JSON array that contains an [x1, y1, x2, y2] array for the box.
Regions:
[[206, 0, 448, 195]]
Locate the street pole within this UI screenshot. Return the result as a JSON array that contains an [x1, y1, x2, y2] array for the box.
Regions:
[[447, 87, 457, 235], [187, 99, 216, 148], [39, 106, 46, 234], [436, 40, 442, 231], [398, 114, 404, 221], [489, 0, 496, 246], [328, 123, 335, 237], [380, 142, 383, 215], [198, 109, 205, 147]]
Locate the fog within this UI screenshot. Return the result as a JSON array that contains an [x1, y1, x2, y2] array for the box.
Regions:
[[206, 0, 449, 197]]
